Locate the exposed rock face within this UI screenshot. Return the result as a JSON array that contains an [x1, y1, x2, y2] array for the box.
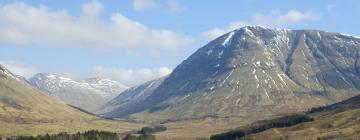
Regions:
[[102, 26, 360, 122]]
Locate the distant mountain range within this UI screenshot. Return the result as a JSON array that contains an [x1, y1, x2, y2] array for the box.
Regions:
[[0, 64, 94, 123], [100, 26, 360, 122], [28, 73, 128, 112], [0, 64, 143, 136]]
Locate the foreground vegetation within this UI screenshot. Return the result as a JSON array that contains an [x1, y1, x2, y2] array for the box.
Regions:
[[5, 130, 118, 140], [139, 126, 167, 135], [123, 134, 156, 140], [0, 120, 144, 137], [122, 126, 167, 140], [210, 114, 314, 140]]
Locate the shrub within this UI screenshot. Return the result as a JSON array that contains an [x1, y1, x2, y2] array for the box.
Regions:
[[139, 126, 167, 135], [123, 134, 156, 140], [210, 130, 245, 140]]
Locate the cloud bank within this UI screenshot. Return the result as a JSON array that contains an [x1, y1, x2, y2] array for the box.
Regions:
[[0, 1, 192, 50], [0, 61, 38, 78], [89, 66, 171, 86], [133, 0, 157, 12], [203, 10, 319, 39]]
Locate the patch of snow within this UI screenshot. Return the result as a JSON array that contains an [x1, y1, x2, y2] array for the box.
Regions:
[[317, 32, 322, 40], [335, 70, 352, 86], [222, 31, 235, 47], [253, 69, 259, 88], [183, 94, 190, 99], [301, 50, 306, 58], [218, 50, 224, 56], [263, 71, 278, 90], [264, 89, 270, 99], [235, 97, 241, 105], [179, 82, 189, 90], [212, 70, 218, 76], [340, 33, 360, 39], [206, 49, 213, 55], [243, 27, 255, 36], [222, 69, 234, 84], [255, 61, 261, 67], [277, 74, 289, 89], [236, 80, 240, 89], [255, 75, 259, 89]]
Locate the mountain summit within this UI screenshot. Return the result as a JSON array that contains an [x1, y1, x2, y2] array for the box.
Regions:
[[101, 26, 360, 122], [29, 73, 127, 112]]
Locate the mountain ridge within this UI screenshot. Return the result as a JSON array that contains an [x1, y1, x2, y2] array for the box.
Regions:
[[29, 73, 128, 112]]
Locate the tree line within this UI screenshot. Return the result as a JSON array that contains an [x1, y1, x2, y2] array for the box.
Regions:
[[4, 130, 118, 140], [210, 114, 314, 140]]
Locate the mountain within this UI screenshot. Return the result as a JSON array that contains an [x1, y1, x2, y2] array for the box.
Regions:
[[97, 76, 166, 115], [29, 73, 127, 112], [246, 94, 360, 140], [101, 26, 360, 122], [0, 64, 93, 123], [0, 64, 144, 136], [80, 78, 128, 96]]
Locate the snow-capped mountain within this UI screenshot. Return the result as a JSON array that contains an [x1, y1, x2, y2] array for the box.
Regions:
[[80, 78, 128, 97], [101, 26, 360, 122], [28, 73, 128, 112]]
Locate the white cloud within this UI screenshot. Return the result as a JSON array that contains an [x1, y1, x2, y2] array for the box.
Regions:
[[202, 10, 319, 40], [0, 1, 192, 50], [253, 10, 318, 26], [133, 0, 157, 12], [81, 0, 103, 17], [202, 21, 249, 40], [0, 61, 37, 78], [167, 0, 185, 13], [90, 66, 171, 86]]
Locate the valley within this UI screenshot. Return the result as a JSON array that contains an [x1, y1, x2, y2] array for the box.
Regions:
[[1, 4, 360, 138]]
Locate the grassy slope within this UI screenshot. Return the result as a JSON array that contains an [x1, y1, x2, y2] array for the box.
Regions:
[[153, 94, 360, 140], [0, 67, 144, 136], [248, 109, 360, 140], [247, 95, 360, 140], [0, 119, 143, 136], [153, 116, 278, 140]]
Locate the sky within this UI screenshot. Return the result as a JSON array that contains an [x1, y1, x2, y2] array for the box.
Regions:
[[0, 0, 359, 86]]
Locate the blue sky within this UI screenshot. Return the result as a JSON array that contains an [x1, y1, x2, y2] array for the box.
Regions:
[[0, 0, 359, 86]]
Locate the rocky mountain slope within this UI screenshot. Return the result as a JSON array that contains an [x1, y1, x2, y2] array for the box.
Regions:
[[98, 76, 166, 115], [101, 26, 360, 122], [29, 73, 127, 112]]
